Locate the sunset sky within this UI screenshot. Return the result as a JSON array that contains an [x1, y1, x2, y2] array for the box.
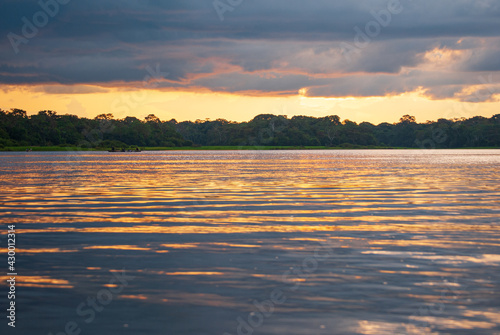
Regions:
[[1, 0, 499, 124]]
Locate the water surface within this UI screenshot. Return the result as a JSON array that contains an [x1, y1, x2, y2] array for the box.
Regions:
[[0, 150, 499, 334]]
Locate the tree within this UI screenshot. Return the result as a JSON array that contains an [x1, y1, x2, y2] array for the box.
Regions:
[[399, 115, 416, 124], [95, 113, 114, 120], [0, 110, 498, 149], [145, 114, 161, 123]]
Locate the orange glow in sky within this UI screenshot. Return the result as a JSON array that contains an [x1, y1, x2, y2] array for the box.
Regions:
[[1, 84, 498, 124]]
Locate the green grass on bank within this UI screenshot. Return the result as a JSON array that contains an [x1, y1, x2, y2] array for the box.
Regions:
[[143, 145, 405, 151], [0, 146, 98, 152], [1, 145, 405, 152], [1, 145, 498, 152]]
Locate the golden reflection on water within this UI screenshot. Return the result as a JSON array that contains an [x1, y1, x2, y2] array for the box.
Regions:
[[120, 291, 250, 308], [0, 150, 499, 334], [159, 243, 200, 249], [408, 316, 496, 330], [357, 320, 439, 335], [207, 242, 260, 248], [9, 221, 499, 236], [162, 271, 225, 276], [83, 245, 152, 251], [14, 248, 78, 253], [119, 294, 148, 300], [0, 275, 73, 289]]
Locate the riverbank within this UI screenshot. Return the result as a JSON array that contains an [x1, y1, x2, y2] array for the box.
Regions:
[[1, 145, 411, 151], [1, 145, 498, 152]]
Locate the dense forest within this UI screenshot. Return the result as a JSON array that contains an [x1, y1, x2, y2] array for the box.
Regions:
[[0, 109, 191, 149], [0, 108, 499, 149]]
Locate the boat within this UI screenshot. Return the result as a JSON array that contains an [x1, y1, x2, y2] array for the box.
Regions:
[[108, 147, 142, 152]]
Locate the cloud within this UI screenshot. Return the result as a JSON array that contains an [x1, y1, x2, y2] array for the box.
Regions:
[[0, 0, 499, 101], [31, 85, 109, 94]]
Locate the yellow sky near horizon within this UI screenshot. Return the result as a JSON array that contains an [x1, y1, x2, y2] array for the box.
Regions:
[[1, 85, 498, 125]]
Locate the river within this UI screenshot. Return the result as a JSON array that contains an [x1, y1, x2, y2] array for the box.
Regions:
[[0, 150, 499, 334]]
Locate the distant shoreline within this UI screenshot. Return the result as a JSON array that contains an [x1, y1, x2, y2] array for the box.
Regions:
[[1, 145, 499, 152]]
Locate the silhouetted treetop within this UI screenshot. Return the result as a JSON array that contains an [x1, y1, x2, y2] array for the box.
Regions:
[[0, 109, 498, 149]]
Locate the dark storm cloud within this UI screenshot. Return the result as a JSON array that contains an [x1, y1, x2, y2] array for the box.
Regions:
[[462, 47, 500, 72], [1, 0, 499, 99]]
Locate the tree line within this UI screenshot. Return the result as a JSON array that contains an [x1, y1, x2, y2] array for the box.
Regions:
[[0, 109, 190, 149], [0, 109, 499, 149]]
